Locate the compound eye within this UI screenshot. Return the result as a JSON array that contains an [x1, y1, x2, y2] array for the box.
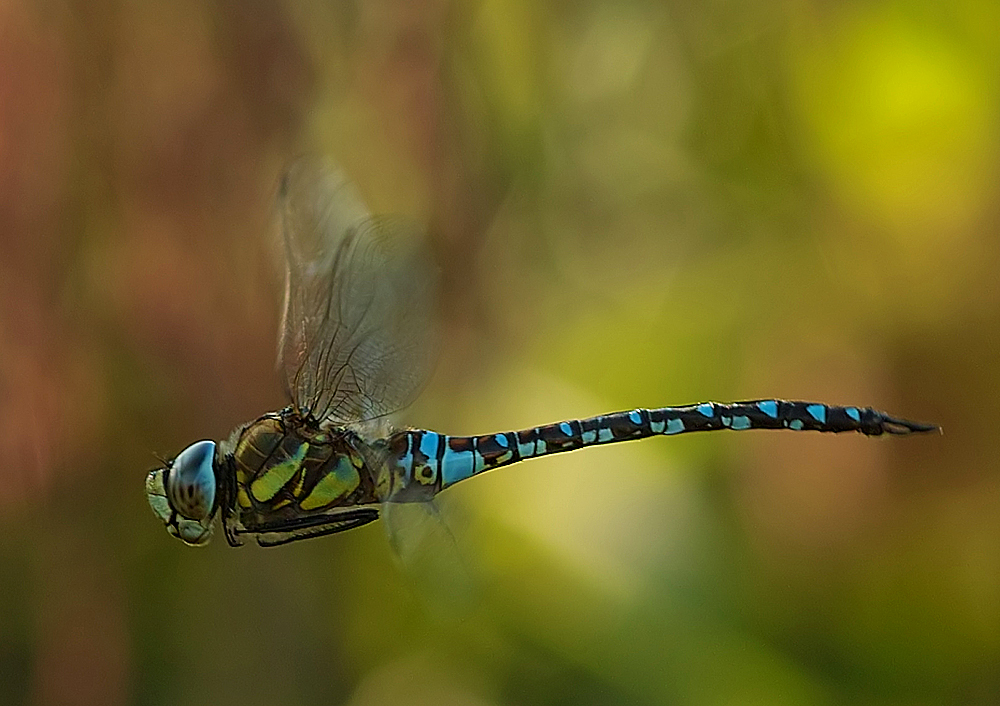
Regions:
[[167, 440, 217, 521]]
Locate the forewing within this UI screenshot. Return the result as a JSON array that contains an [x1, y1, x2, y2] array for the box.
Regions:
[[277, 159, 438, 424]]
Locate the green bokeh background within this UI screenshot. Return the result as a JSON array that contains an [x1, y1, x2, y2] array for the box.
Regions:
[[0, 1, 996, 704]]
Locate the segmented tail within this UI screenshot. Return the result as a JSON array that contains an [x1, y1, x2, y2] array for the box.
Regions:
[[386, 400, 937, 500]]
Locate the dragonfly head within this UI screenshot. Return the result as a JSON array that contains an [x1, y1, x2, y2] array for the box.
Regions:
[[146, 439, 219, 546]]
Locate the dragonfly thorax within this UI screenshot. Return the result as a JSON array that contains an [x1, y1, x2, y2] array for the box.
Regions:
[[231, 413, 385, 509], [218, 410, 388, 546]]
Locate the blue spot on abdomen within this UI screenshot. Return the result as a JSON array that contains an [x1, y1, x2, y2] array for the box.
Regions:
[[419, 432, 440, 460], [441, 448, 474, 486], [757, 400, 778, 418], [806, 405, 827, 424]]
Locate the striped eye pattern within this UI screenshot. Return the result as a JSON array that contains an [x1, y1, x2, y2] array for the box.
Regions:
[[166, 440, 217, 521]]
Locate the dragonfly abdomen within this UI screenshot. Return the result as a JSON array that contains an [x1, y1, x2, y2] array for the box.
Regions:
[[389, 400, 937, 496]]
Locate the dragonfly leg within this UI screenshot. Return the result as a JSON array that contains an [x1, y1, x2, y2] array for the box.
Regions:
[[235, 507, 380, 547]]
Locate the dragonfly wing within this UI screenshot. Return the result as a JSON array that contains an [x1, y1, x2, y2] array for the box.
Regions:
[[277, 158, 439, 424], [381, 497, 477, 614]]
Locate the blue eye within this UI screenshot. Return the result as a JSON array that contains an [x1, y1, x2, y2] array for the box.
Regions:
[[167, 440, 217, 520]]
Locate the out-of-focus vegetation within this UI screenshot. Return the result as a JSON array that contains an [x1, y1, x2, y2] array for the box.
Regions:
[[0, 1, 995, 704]]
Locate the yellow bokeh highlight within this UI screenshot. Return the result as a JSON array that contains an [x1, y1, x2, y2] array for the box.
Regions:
[[790, 5, 998, 233], [471, 0, 546, 147]]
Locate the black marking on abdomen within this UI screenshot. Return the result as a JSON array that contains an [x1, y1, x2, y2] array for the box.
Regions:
[[448, 436, 475, 454], [535, 421, 582, 453], [475, 432, 516, 469]]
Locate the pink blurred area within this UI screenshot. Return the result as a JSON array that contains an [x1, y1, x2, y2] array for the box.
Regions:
[[0, 1, 82, 511], [0, 2, 306, 510]]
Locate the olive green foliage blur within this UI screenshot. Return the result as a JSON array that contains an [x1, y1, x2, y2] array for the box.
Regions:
[[0, 1, 995, 705]]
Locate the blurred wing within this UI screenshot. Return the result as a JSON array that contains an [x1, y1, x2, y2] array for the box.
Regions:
[[277, 158, 438, 424], [381, 497, 477, 616]]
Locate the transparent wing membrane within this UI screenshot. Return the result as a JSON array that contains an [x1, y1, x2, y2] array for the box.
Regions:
[[277, 159, 438, 425], [381, 496, 478, 615]]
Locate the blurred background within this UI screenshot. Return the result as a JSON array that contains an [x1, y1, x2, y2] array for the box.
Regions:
[[0, 0, 996, 704]]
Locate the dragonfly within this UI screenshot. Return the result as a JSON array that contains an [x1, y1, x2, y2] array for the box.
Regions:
[[145, 159, 938, 548]]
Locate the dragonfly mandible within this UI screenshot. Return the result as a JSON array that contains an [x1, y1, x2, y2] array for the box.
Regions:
[[145, 159, 938, 547]]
